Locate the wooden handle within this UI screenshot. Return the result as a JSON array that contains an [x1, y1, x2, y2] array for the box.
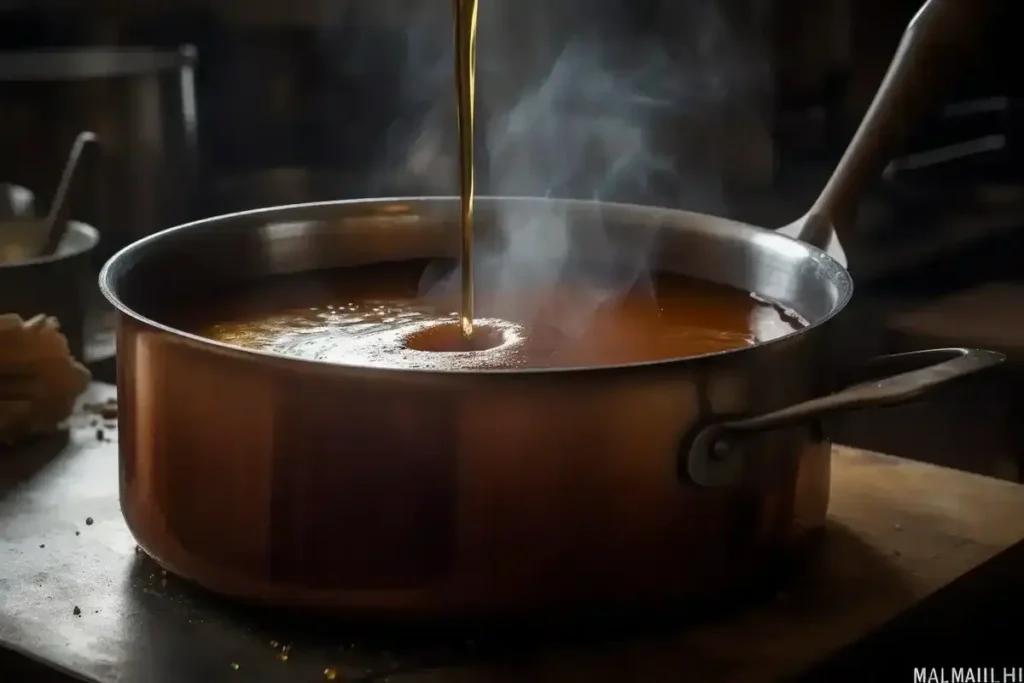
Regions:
[[795, 0, 1004, 251]]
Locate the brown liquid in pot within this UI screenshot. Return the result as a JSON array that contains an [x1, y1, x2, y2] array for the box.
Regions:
[[172, 260, 805, 371]]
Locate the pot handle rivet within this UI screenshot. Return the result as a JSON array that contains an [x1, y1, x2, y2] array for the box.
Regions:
[[710, 439, 732, 462], [684, 424, 744, 488]]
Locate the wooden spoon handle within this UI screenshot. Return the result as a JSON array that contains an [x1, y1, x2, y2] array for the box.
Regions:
[[794, 0, 1006, 252]]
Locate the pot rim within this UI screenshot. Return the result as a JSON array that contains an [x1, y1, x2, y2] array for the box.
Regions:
[[99, 196, 855, 377]]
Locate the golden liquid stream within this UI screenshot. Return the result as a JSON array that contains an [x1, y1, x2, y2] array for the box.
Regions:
[[452, 0, 479, 340]]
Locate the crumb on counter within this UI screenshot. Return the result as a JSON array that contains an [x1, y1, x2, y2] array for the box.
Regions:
[[83, 397, 118, 421]]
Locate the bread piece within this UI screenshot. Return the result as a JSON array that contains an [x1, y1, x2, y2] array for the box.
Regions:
[[0, 313, 92, 444]]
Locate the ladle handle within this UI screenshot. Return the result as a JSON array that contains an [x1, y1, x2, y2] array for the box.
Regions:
[[792, 0, 1004, 251], [42, 131, 97, 257]]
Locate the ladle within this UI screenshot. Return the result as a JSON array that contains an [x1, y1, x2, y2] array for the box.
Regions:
[[40, 131, 96, 257]]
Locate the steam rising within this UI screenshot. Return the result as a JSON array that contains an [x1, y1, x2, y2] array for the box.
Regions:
[[332, 0, 766, 336]]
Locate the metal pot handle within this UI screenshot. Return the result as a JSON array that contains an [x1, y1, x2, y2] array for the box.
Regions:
[[784, 0, 1004, 252], [685, 347, 1005, 487]]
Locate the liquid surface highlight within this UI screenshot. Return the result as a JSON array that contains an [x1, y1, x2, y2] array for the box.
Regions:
[[169, 262, 806, 371]]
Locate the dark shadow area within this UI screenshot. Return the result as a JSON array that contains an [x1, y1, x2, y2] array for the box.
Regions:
[[793, 539, 1024, 682], [0, 643, 92, 683], [0, 431, 69, 497]]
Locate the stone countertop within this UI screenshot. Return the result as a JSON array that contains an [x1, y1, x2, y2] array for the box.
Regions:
[[4, 382, 1024, 683]]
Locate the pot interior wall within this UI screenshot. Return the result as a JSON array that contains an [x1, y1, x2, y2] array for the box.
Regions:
[[103, 197, 851, 336]]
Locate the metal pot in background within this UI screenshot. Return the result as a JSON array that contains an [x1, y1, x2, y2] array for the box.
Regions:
[[0, 167, 98, 362], [201, 31, 313, 170], [208, 167, 451, 216], [210, 168, 360, 215], [0, 47, 199, 266], [1, 218, 99, 362]]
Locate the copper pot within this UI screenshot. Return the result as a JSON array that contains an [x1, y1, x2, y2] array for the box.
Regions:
[[99, 0, 1002, 617]]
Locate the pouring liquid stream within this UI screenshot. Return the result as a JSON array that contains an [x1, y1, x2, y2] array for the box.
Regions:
[[452, 0, 478, 341]]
